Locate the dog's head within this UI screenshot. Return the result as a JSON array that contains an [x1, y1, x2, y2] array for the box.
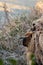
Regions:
[[21, 32, 33, 47]]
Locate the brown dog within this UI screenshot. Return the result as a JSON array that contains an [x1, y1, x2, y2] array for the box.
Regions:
[[22, 31, 43, 65]]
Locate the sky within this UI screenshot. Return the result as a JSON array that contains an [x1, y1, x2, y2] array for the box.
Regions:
[[0, 0, 43, 26], [0, 0, 42, 11], [0, 0, 38, 6]]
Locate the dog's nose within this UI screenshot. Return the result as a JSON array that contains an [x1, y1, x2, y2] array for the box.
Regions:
[[23, 37, 28, 47], [19, 36, 28, 47]]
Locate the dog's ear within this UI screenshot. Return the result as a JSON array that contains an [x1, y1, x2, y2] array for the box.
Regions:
[[25, 32, 33, 37]]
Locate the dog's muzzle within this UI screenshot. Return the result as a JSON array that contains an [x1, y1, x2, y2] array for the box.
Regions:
[[20, 36, 28, 47]]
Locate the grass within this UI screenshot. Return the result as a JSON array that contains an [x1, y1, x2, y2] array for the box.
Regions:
[[30, 53, 37, 65], [0, 58, 4, 65], [7, 58, 17, 65], [31, 61, 36, 65]]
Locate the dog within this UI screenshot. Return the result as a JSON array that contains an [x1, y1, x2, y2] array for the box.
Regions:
[[22, 31, 43, 65]]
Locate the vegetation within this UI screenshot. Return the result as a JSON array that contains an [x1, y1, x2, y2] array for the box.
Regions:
[[0, 58, 4, 65], [7, 58, 17, 65], [30, 53, 37, 65], [0, 1, 43, 65]]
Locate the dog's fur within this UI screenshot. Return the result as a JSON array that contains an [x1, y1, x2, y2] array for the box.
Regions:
[[23, 31, 43, 65]]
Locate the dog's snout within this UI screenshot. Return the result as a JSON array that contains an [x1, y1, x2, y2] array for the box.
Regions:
[[19, 36, 28, 47], [23, 37, 26, 44], [23, 37, 28, 47]]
